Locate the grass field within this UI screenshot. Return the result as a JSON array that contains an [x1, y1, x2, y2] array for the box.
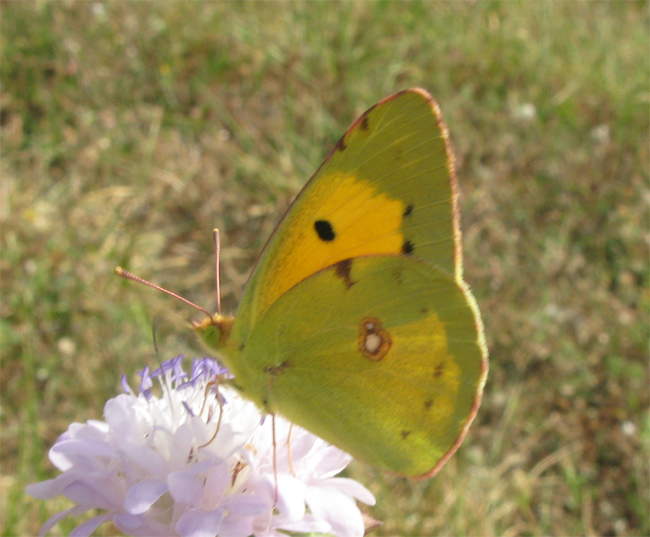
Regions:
[[1, 2, 648, 536]]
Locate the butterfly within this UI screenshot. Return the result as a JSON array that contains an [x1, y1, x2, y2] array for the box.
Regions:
[[196, 88, 488, 479]]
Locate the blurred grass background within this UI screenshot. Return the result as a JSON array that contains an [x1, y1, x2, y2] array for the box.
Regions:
[[1, 2, 648, 536]]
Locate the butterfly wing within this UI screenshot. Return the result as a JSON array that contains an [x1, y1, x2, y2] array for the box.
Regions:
[[236, 89, 463, 337], [225, 255, 487, 479]]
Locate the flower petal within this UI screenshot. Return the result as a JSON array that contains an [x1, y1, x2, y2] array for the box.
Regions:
[[222, 493, 269, 515], [114, 513, 178, 536], [26, 475, 75, 500], [70, 513, 112, 537], [119, 441, 168, 476], [272, 513, 330, 535], [306, 485, 365, 537], [219, 511, 255, 537], [176, 508, 224, 537], [51, 438, 117, 463], [124, 479, 168, 514], [38, 505, 88, 537], [168, 470, 203, 504], [272, 474, 306, 522], [326, 477, 375, 505], [203, 461, 230, 506], [63, 480, 120, 510]]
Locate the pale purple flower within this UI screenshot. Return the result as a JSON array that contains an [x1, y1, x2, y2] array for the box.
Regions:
[[27, 356, 375, 537]]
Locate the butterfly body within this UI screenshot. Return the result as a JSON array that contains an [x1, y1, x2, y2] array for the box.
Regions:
[[197, 88, 488, 479]]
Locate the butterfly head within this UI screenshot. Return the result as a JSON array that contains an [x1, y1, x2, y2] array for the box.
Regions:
[[193, 313, 235, 351]]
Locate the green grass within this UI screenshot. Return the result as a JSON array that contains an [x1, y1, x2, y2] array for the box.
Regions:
[[2, 1, 648, 536]]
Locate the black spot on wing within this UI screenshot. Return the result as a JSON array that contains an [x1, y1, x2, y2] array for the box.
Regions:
[[403, 204, 414, 217], [402, 240, 414, 254], [401, 430, 411, 440], [314, 220, 336, 242], [360, 116, 370, 131], [335, 136, 347, 152], [334, 258, 355, 289]]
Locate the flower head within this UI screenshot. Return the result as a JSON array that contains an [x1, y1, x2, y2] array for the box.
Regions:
[[27, 356, 375, 537]]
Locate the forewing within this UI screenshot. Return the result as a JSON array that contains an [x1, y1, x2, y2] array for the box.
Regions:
[[236, 89, 461, 336]]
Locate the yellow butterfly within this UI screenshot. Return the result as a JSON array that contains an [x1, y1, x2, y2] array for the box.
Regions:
[[196, 88, 488, 479]]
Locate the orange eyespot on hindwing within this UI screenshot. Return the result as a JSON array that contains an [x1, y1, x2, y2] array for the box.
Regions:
[[358, 317, 392, 361]]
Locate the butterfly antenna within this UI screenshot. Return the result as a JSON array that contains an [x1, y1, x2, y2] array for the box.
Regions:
[[114, 266, 213, 320], [213, 229, 222, 315]]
